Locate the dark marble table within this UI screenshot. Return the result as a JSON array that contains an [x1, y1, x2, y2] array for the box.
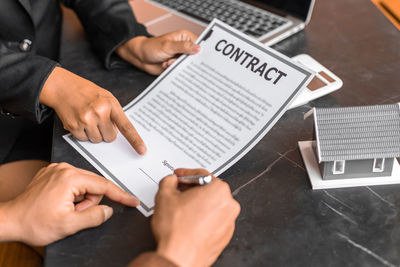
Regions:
[[46, 0, 400, 266]]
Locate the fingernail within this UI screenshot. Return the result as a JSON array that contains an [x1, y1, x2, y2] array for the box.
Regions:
[[131, 197, 140, 206], [125, 192, 140, 205], [192, 44, 200, 53], [104, 206, 113, 221], [137, 145, 147, 155]]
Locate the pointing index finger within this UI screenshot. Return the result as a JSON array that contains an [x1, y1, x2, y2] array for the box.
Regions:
[[111, 104, 147, 155]]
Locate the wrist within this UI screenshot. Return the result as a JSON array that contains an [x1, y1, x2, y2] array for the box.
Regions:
[[39, 67, 86, 109], [39, 66, 69, 108], [116, 36, 148, 63], [0, 201, 22, 243], [156, 238, 197, 267]]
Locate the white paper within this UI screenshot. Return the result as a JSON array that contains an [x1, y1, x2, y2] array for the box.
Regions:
[[64, 19, 313, 216]]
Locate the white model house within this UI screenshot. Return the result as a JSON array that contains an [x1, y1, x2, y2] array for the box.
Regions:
[[313, 104, 400, 180], [299, 103, 400, 189]]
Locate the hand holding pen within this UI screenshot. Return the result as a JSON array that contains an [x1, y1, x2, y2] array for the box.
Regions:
[[178, 174, 213, 185], [152, 168, 240, 267], [175, 169, 214, 190]]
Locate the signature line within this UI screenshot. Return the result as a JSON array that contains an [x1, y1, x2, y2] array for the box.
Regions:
[[139, 168, 159, 185]]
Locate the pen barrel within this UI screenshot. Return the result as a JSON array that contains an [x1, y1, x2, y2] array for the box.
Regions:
[[178, 175, 213, 185]]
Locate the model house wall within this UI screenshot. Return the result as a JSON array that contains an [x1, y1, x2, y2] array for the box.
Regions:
[[321, 158, 394, 180]]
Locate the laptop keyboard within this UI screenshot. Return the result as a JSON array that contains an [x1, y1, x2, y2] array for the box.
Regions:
[[150, 0, 291, 38]]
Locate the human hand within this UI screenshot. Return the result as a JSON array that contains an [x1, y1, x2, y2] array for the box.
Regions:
[[0, 163, 139, 246], [39, 67, 146, 155], [151, 169, 240, 267], [116, 30, 200, 75]]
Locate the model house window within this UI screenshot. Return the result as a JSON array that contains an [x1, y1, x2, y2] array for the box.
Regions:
[[333, 160, 345, 174], [373, 158, 385, 172]]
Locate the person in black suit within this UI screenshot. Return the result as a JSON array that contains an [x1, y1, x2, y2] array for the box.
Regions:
[[0, 0, 200, 164], [0, 0, 200, 216], [0, 0, 240, 266]]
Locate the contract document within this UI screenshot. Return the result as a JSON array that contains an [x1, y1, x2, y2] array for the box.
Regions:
[[64, 20, 313, 216]]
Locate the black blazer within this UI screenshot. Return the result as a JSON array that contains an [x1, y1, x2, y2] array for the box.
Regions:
[[0, 0, 149, 163]]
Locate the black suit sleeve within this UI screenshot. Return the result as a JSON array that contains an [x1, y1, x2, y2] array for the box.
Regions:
[[61, 0, 150, 69], [0, 41, 58, 123]]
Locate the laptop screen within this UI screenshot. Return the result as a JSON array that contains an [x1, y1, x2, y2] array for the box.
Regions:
[[241, 0, 313, 21]]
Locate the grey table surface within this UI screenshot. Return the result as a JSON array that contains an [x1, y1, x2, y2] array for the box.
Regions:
[[46, 0, 400, 266]]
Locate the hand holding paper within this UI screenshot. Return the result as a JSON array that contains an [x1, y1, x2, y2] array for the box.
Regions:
[[0, 163, 139, 246], [116, 30, 201, 75]]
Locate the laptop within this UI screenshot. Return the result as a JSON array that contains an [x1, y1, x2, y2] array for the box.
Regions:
[[131, 0, 315, 46]]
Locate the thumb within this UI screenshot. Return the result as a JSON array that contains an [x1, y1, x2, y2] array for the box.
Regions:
[[70, 205, 113, 231], [167, 40, 200, 56]]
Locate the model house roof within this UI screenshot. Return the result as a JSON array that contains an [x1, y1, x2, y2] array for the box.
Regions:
[[314, 104, 400, 162]]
